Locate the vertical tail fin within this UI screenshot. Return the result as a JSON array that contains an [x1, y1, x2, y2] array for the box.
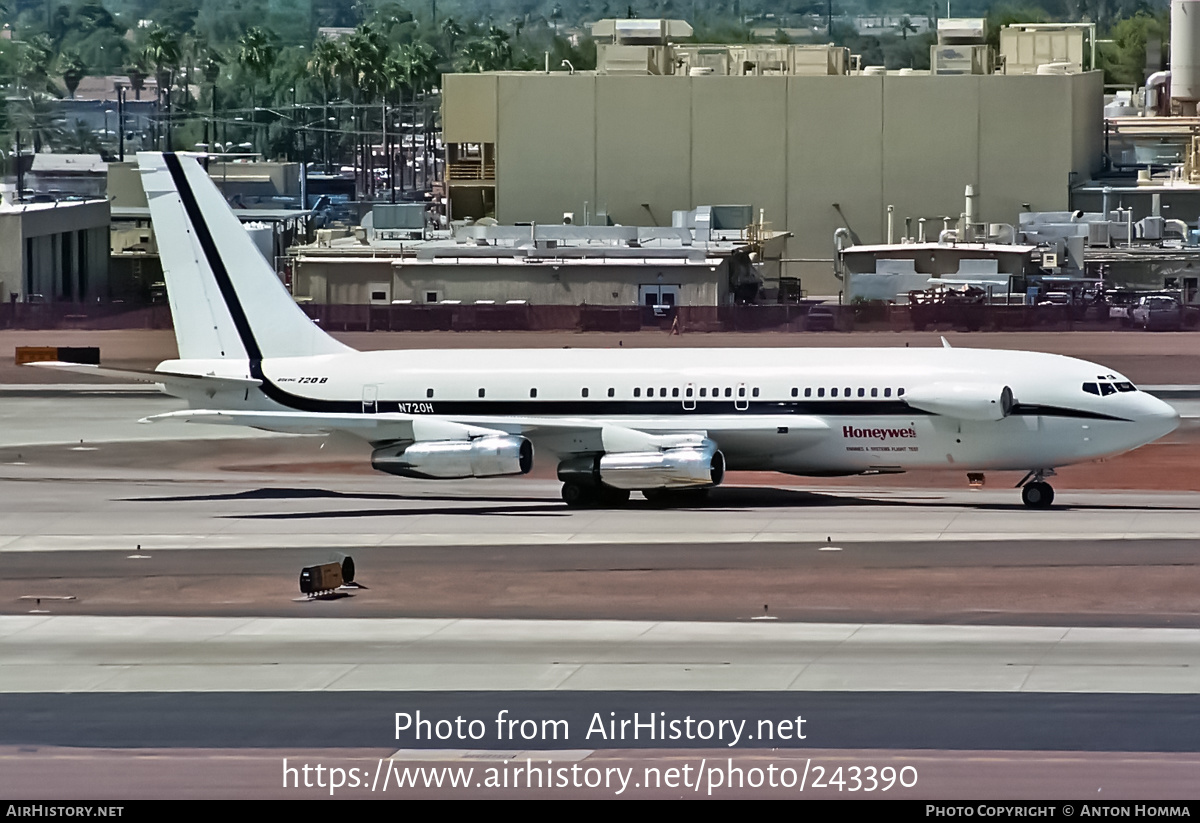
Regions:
[[138, 152, 351, 361]]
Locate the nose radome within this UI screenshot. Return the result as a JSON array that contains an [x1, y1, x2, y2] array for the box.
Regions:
[[1142, 395, 1180, 440]]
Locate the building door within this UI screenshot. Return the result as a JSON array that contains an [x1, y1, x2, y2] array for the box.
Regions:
[[638, 284, 680, 309]]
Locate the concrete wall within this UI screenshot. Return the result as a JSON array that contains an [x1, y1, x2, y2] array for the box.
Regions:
[[444, 70, 1104, 295]]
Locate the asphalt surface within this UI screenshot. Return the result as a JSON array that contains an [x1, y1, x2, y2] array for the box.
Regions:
[[4, 343, 1200, 799]]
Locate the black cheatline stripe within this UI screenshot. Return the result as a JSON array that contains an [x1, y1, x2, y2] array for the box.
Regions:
[[1011, 404, 1130, 422], [163, 152, 339, 411], [236, 395, 1133, 422], [163, 153, 262, 363]]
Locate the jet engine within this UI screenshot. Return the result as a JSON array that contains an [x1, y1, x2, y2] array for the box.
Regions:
[[903, 384, 1015, 422], [371, 435, 533, 479], [558, 439, 725, 490]]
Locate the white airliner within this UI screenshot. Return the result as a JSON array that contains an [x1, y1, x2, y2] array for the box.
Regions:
[[44, 153, 1181, 508]]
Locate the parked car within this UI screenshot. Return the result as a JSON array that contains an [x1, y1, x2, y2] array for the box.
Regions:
[[805, 304, 837, 331], [1106, 290, 1142, 325], [1129, 295, 1200, 330]]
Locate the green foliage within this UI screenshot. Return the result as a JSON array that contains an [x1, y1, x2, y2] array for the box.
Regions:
[[237, 25, 279, 83], [143, 25, 183, 91], [984, 4, 1050, 53], [8, 94, 67, 152], [58, 48, 86, 97], [61, 117, 102, 153], [1098, 10, 1169, 86], [43, 1, 128, 74]]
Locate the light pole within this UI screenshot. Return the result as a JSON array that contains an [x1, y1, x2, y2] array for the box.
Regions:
[[115, 83, 126, 162]]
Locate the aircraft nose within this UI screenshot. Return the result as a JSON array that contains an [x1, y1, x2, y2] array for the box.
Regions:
[[1139, 394, 1180, 441]]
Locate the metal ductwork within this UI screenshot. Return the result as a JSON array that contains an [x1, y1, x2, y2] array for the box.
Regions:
[[372, 435, 533, 479], [903, 384, 1015, 421]]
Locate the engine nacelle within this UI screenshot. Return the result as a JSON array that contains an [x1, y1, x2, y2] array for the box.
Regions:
[[903, 383, 1015, 422], [596, 439, 726, 490], [372, 435, 533, 479]]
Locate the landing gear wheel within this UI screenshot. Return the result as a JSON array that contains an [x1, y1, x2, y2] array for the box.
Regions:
[[561, 482, 590, 508], [642, 488, 710, 507], [562, 483, 630, 508], [598, 487, 631, 507], [1021, 481, 1055, 509]]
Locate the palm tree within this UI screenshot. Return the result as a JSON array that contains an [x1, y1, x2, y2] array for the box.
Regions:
[[488, 27, 514, 69], [308, 38, 344, 173], [9, 94, 67, 152], [58, 50, 87, 99], [896, 16, 918, 40], [17, 34, 57, 97], [62, 119, 103, 154], [125, 57, 147, 101], [345, 23, 387, 102], [143, 27, 181, 149], [440, 17, 464, 54], [345, 24, 390, 195], [236, 27, 279, 155]]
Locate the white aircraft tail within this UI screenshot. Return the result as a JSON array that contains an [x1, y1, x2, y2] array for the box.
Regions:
[[138, 152, 351, 362]]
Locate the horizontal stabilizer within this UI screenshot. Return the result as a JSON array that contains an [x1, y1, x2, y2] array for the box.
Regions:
[[27, 361, 262, 388]]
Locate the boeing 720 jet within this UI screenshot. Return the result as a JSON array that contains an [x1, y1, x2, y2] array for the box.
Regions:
[[41, 153, 1181, 508]]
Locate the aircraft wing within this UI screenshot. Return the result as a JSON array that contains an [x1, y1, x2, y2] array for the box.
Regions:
[[142, 409, 830, 456], [141, 410, 512, 442]]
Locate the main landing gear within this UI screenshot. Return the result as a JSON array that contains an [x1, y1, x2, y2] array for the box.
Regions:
[[561, 482, 630, 508], [1016, 469, 1057, 509], [559, 483, 711, 508]]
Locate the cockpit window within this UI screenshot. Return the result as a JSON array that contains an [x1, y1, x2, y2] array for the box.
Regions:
[[1086, 379, 1138, 396]]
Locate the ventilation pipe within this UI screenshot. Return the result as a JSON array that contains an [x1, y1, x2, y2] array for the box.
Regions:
[[905, 216, 913, 242], [887, 205, 895, 244], [1101, 186, 1112, 220], [1145, 71, 1171, 117], [964, 185, 978, 242], [918, 217, 927, 243], [833, 228, 853, 281], [1152, 192, 1162, 217]]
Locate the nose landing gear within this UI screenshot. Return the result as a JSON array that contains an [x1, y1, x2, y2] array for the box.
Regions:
[[1017, 469, 1057, 509]]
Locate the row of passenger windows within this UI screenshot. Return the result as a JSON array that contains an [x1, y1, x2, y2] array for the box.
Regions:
[[421, 386, 907, 399], [792, 386, 904, 398]]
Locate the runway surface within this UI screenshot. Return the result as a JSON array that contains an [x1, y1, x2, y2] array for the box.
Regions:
[[3, 385, 1200, 799], [4, 616, 1200, 695]]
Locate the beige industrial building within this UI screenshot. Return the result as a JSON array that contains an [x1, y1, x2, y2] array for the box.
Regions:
[[0, 197, 110, 303], [290, 218, 787, 306], [442, 22, 1103, 296]]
